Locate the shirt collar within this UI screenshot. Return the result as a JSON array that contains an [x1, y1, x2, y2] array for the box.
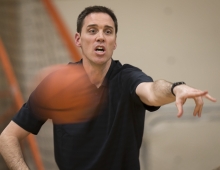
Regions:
[[70, 59, 121, 87]]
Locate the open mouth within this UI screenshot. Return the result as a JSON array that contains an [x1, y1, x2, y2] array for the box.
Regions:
[[95, 46, 105, 52]]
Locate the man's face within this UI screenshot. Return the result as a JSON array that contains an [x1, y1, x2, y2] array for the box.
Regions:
[[75, 12, 117, 66]]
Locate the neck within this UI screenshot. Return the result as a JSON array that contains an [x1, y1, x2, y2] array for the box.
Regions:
[[82, 59, 111, 88]]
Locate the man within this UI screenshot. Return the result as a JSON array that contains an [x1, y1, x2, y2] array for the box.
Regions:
[[0, 6, 216, 170]]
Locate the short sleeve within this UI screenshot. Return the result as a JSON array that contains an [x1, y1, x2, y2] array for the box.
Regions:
[[121, 64, 160, 112], [12, 100, 46, 135]]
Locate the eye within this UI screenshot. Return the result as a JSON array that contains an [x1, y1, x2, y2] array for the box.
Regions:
[[105, 29, 112, 35], [88, 28, 97, 34]]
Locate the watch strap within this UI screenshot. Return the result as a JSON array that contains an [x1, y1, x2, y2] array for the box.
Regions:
[[171, 82, 186, 96]]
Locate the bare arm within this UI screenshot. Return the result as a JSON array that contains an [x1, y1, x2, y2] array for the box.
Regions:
[[0, 121, 30, 170], [136, 79, 217, 117]]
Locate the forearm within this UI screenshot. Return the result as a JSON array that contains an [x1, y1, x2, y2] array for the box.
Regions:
[[151, 79, 175, 105], [0, 135, 29, 170], [136, 79, 176, 106]]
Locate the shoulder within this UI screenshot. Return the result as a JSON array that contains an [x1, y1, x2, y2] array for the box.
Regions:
[[120, 63, 152, 82], [108, 60, 153, 83], [109, 61, 142, 78], [122, 63, 142, 70]]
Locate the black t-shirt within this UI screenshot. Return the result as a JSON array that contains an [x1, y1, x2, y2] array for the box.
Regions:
[[13, 60, 160, 170]]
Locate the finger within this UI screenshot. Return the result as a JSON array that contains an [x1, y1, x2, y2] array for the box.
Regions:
[[193, 105, 199, 117], [204, 93, 217, 102], [176, 100, 184, 118], [183, 98, 187, 105], [188, 90, 216, 103], [187, 90, 208, 98], [193, 105, 202, 117], [198, 105, 203, 117], [193, 97, 204, 117]]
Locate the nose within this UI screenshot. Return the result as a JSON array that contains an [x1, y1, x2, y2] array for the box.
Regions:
[[96, 31, 105, 42]]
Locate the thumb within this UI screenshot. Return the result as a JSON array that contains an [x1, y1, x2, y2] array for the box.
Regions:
[[176, 100, 184, 118]]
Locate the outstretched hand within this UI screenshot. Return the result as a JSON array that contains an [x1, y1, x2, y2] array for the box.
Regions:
[[174, 85, 217, 117]]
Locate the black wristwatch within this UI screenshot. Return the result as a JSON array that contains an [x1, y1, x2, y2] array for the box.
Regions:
[[171, 82, 186, 96]]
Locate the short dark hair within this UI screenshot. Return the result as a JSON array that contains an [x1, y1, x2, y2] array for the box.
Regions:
[[77, 6, 118, 34]]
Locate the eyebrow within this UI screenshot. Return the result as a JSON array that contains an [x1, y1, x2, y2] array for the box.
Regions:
[[87, 24, 114, 30]]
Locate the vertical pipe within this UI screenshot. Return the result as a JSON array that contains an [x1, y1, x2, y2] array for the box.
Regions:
[[0, 38, 45, 170]]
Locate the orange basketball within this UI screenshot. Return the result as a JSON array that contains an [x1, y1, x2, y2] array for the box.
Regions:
[[29, 64, 101, 124]]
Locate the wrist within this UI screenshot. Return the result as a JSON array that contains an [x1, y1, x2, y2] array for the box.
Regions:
[[171, 82, 186, 96]]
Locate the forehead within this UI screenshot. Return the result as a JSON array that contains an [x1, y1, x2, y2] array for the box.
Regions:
[[82, 12, 115, 29]]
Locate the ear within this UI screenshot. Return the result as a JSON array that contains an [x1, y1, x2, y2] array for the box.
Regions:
[[113, 35, 117, 50], [113, 41, 117, 50], [75, 33, 81, 47]]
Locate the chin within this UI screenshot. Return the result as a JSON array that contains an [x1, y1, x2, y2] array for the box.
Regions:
[[92, 57, 111, 65]]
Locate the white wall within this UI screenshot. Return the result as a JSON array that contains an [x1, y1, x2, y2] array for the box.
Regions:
[[53, 0, 220, 107], [47, 1, 220, 170]]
